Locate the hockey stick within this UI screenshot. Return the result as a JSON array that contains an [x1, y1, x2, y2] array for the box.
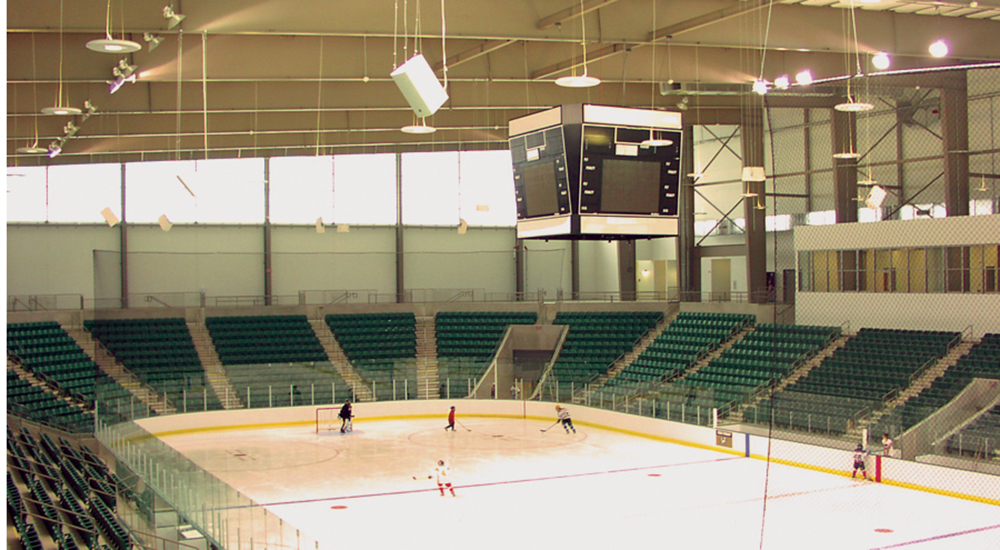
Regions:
[[540, 421, 560, 433], [456, 420, 472, 432]]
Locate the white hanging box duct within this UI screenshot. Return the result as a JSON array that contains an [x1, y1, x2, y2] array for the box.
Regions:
[[391, 54, 449, 118]]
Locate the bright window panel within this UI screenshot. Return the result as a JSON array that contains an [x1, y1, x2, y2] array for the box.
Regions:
[[972, 199, 995, 216], [48, 163, 122, 223], [402, 151, 459, 226], [458, 150, 516, 227], [269, 156, 334, 224], [806, 210, 836, 226], [858, 208, 883, 223], [333, 153, 397, 225], [125, 158, 265, 223], [6, 166, 48, 222], [765, 214, 791, 232]]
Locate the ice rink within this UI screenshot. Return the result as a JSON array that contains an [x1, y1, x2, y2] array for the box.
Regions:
[[157, 415, 1000, 550]]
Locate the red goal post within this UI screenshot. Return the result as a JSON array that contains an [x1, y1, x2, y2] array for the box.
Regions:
[[316, 407, 343, 433]]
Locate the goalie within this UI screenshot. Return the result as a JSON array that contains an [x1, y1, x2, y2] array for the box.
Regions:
[[338, 400, 354, 433]]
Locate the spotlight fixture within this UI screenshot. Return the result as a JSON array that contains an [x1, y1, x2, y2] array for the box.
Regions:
[[108, 59, 138, 94], [401, 118, 437, 134], [143, 32, 164, 52], [872, 51, 891, 70], [48, 143, 62, 158], [774, 75, 790, 90], [163, 6, 186, 29], [929, 40, 949, 58], [795, 69, 813, 86], [833, 151, 861, 160], [752, 78, 769, 95]]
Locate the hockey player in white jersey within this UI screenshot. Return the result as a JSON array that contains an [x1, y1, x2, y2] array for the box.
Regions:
[[415, 459, 456, 497]]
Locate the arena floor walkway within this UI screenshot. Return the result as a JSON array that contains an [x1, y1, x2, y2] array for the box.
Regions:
[[157, 416, 999, 550]]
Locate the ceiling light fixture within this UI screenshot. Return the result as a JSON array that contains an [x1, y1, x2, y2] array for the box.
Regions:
[[18, 33, 48, 153], [87, 1, 142, 53], [108, 59, 138, 94], [752, 78, 769, 95], [872, 51, 891, 70], [639, 4, 671, 149], [401, 118, 437, 134], [163, 5, 186, 30], [795, 69, 814, 86], [774, 75, 790, 89], [929, 39, 949, 58], [16, 144, 49, 155], [555, 0, 601, 88], [43, 0, 83, 116]]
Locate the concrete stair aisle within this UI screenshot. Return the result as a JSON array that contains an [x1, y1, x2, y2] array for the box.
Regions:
[[857, 338, 978, 438], [729, 332, 852, 423], [308, 319, 374, 403], [186, 322, 243, 409], [414, 316, 440, 400], [574, 307, 680, 404], [63, 326, 174, 416]]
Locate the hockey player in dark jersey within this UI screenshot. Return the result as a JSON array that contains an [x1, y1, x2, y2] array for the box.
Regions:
[[851, 444, 868, 480]]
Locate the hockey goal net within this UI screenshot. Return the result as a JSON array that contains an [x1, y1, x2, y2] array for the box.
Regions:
[[316, 407, 344, 433]]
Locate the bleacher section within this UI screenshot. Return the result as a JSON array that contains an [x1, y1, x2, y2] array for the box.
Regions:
[[876, 333, 1000, 436], [8, 321, 109, 406], [207, 315, 327, 365], [549, 311, 662, 393], [947, 404, 1000, 459], [7, 425, 133, 550], [87, 318, 222, 412], [679, 322, 836, 412], [750, 328, 960, 435], [325, 313, 417, 397], [435, 311, 537, 398], [224, 362, 352, 407], [605, 312, 755, 394], [7, 370, 95, 433]]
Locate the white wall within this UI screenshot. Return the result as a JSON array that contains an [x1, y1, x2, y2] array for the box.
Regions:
[[700, 255, 748, 295], [7, 224, 120, 299], [797, 293, 1000, 337], [796, 214, 1000, 250], [578, 240, 620, 294], [127, 225, 265, 298], [403, 227, 516, 295], [270, 226, 397, 296]]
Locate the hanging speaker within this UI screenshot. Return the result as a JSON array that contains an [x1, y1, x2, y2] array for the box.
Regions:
[[390, 54, 449, 118], [100, 207, 120, 227]]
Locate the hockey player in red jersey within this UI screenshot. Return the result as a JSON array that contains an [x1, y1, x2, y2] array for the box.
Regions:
[[851, 444, 869, 480]]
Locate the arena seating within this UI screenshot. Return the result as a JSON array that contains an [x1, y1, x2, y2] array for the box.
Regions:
[[7, 370, 95, 433], [604, 312, 756, 393], [207, 315, 327, 365], [876, 333, 1000, 436], [752, 328, 961, 435], [326, 313, 417, 397], [679, 322, 836, 411], [435, 311, 537, 397], [548, 311, 663, 394], [7, 425, 132, 550], [88, 318, 222, 411], [8, 321, 109, 406]]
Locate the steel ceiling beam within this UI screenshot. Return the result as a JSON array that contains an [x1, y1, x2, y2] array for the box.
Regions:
[[535, 0, 621, 30]]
